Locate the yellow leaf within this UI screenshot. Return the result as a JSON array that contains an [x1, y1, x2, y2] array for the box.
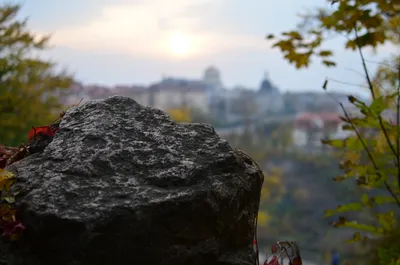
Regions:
[[322, 60, 336, 67], [258, 211, 271, 226], [319, 50, 333, 57], [9, 233, 20, 241], [0, 169, 14, 192], [0, 204, 16, 220], [343, 150, 361, 164], [168, 107, 192, 123]]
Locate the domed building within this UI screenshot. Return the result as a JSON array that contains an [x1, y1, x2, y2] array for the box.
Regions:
[[256, 72, 283, 114], [203, 66, 228, 122], [258, 72, 279, 94], [203, 65, 223, 90]]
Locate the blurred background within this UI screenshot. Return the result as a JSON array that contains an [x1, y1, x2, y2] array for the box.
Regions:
[[1, 1, 398, 264]]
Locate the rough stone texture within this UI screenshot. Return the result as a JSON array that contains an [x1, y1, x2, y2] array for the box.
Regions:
[[3, 96, 263, 265]]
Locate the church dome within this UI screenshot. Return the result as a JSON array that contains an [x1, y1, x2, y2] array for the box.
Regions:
[[203, 65, 222, 89], [204, 66, 220, 79], [258, 72, 278, 93], [260, 79, 274, 92]]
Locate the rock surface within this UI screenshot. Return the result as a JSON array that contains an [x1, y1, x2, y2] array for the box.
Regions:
[[3, 96, 263, 265]]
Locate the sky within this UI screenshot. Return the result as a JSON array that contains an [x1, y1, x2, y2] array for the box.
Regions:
[[16, 0, 398, 95]]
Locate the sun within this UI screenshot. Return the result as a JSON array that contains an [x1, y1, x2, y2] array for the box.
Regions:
[[168, 33, 190, 57]]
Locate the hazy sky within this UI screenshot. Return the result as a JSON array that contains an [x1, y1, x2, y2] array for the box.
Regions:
[[18, 0, 398, 94]]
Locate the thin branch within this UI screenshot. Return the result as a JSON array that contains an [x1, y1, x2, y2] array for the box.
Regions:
[[344, 67, 369, 79], [354, 25, 399, 161], [397, 61, 400, 186], [326, 77, 370, 89], [365, 59, 399, 70], [343, 67, 385, 92], [354, 26, 375, 99], [339, 102, 400, 208]]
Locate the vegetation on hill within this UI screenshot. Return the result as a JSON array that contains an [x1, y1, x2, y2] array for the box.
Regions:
[[0, 4, 73, 147], [267, 0, 400, 264]]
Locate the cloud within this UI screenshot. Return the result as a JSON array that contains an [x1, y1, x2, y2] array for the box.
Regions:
[[43, 0, 272, 60]]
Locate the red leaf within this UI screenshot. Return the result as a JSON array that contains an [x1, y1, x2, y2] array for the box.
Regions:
[[0, 156, 6, 169], [0, 219, 25, 237], [28, 126, 56, 141]]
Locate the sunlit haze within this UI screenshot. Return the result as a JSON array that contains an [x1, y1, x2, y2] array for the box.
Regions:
[[168, 33, 191, 57], [18, 0, 397, 94]]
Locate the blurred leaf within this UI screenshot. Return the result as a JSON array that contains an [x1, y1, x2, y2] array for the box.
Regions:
[[322, 79, 328, 90], [322, 60, 336, 67]]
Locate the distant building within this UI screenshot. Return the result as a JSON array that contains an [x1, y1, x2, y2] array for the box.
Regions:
[[148, 77, 209, 113], [203, 65, 223, 90], [292, 112, 343, 148], [62, 82, 92, 105], [256, 72, 284, 114], [282, 91, 361, 114], [228, 87, 258, 121], [204, 66, 230, 121], [111, 85, 149, 106], [84, 84, 112, 99]]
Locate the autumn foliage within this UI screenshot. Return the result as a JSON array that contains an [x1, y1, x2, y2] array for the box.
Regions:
[[0, 146, 25, 241], [0, 3, 73, 147], [268, 0, 399, 263], [0, 115, 66, 241]]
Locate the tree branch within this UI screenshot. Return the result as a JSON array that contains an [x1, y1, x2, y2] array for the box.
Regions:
[[354, 25, 399, 162], [397, 61, 400, 187], [340, 102, 400, 208]]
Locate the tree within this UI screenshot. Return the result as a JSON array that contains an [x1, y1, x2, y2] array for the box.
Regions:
[[167, 107, 192, 123], [258, 168, 286, 229], [0, 4, 73, 146], [190, 107, 219, 125], [230, 90, 258, 122], [267, 0, 400, 263]]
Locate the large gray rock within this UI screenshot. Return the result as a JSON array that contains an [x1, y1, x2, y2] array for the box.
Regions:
[[4, 96, 263, 265]]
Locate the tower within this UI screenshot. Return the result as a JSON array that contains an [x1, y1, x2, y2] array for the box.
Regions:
[[203, 65, 222, 90]]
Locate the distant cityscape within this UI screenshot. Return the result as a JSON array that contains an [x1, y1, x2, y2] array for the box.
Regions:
[[62, 66, 386, 149]]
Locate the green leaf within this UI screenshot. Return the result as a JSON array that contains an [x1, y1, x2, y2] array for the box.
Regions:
[[344, 137, 365, 151], [361, 193, 370, 206], [336, 202, 364, 213], [324, 209, 336, 217], [325, 202, 364, 218], [377, 211, 396, 232], [336, 219, 382, 233], [372, 196, 397, 205], [348, 95, 358, 103], [321, 139, 343, 147], [2, 196, 15, 203], [333, 175, 346, 181], [342, 124, 352, 130], [369, 96, 388, 116]]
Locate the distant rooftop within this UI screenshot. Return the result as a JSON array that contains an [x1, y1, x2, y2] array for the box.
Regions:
[[148, 77, 209, 92]]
